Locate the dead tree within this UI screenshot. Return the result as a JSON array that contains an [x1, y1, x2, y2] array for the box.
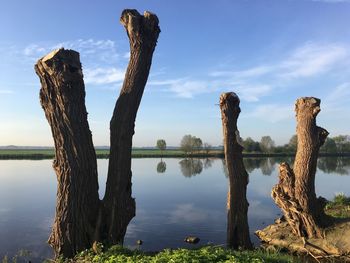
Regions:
[[35, 9, 160, 258], [272, 97, 329, 238], [220, 92, 253, 249]]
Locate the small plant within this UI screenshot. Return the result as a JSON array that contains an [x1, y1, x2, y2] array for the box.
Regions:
[[325, 193, 350, 218]]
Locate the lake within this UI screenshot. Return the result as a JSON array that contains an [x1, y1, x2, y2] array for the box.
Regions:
[[0, 157, 349, 261]]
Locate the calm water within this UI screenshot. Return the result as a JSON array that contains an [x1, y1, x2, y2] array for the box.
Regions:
[[0, 157, 349, 261]]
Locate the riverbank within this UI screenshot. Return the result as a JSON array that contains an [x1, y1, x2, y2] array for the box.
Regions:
[[0, 148, 349, 160], [256, 195, 350, 262], [54, 245, 297, 263]]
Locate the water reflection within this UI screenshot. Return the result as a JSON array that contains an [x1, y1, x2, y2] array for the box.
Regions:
[[179, 159, 203, 177], [156, 160, 166, 173], [318, 157, 350, 175], [1, 158, 350, 260], [203, 158, 214, 169]]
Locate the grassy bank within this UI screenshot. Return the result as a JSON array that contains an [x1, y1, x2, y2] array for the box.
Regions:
[[54, 245, 297, 263], [1, 148, 349, 160]]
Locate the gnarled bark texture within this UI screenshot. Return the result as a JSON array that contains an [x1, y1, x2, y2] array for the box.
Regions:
[[220, 92, 253, 249], [35, 9, 160, 258], [271, 97, 329, 239], [102, 9, 160, 244], [35, 49, 100, 257]]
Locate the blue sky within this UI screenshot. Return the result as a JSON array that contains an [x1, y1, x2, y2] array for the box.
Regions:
[[1, 0, 350, 147]]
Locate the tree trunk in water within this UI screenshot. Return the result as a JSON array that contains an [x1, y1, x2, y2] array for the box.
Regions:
[[103, 10, 160, 244], [35, 49, 100, 258], [220, 92, 253, 249], [35, 9, 160, 258], [272, 97, 329, 238]]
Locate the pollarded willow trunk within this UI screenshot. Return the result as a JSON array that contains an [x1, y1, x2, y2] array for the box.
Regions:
[[272, 97, 329, 238], [102, 9, 160, 244], [35, 49, 100, 258], [35, 9, 160, 258], [220, 92, 253, 249]]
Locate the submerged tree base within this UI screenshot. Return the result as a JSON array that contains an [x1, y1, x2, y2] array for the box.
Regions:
[[256, 217, 350, 262]]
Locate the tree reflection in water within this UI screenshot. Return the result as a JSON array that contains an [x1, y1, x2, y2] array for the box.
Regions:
[[179, 159, 203, 177], [203, 158, 214, 169], [317, 157, 350, 175], [156, 160, 167, 173]]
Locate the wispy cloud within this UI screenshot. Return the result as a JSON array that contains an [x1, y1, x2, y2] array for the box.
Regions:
[[248, 104, 293, 123], [84, 67, 125, 85], [152, 42, 348, 101], [20, 39, 129, 86], [0, 90, 14, 94], [280, 43, 347, 79]]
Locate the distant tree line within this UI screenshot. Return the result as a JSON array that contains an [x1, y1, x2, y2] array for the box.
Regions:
[[240, 134, 350, 154], [155, 134, 350, 155]]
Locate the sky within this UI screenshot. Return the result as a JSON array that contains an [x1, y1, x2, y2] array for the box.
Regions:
[[0, 0, 350, 147]]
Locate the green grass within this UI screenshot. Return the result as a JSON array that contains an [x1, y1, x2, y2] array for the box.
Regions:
[[325, 193, 350, 218], [54, 245, 298, 263]]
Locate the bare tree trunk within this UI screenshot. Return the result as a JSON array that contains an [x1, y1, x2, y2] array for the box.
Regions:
[[220, 92, 253, 249], [35, 9, 160, 258], [35, 49, 100, 258], [272, 97, 329, 238], [102, 9, 160, 244]]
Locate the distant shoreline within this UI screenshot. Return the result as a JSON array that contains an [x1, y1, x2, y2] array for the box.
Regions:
[[0, 149, 349, 160]]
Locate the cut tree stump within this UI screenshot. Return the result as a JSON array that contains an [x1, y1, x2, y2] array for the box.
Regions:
[[35, 9, 160, 258], [220, 92, 252, 249], [102, 9, 160, 245], [256, 97, 350, 260], [35, 49, 100, 257], [270, 97, 329, 239]]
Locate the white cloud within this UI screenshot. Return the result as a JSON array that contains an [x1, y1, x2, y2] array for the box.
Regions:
[[235, 84, 272, 102], [0, 90, 14, 94], [169, 80, 212, 98], [210, 65, 272, 78], [325, 82, 350, 102], [280, 43, 347, 79], [248, 104, 293, 123], [150, 42, 348, 100], [84, 67, 125, 85], [20, 39, 130, 87]]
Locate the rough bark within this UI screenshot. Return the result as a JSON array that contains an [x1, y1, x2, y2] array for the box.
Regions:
[[271, 97, 329, 238], [35, 9, 160, 258], [102, 9, 160, 244], [219, 92, 253, 249], [35, 49, 100, 258]]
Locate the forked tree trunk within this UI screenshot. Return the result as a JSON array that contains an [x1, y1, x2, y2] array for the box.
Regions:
[[272, 97, 329, 238], [220, 92, 253, 249], [35, 49, 100, 257], [102, 9, 160, 244], [35, 9, 160, 258]]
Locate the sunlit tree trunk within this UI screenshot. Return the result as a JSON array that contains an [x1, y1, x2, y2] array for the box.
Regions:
[[35, 9, 160, 258], [35, 49, 100, 257], [272, 97, 329, 238], [101, 9, 160, 244], [220, 92, 252, 249]]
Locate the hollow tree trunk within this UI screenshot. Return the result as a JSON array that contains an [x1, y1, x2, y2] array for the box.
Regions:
[[102, 10, 160, 244], [220, 92, 253, 249], [35, 49, 100, 258], [272, 97, 329, 238]]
